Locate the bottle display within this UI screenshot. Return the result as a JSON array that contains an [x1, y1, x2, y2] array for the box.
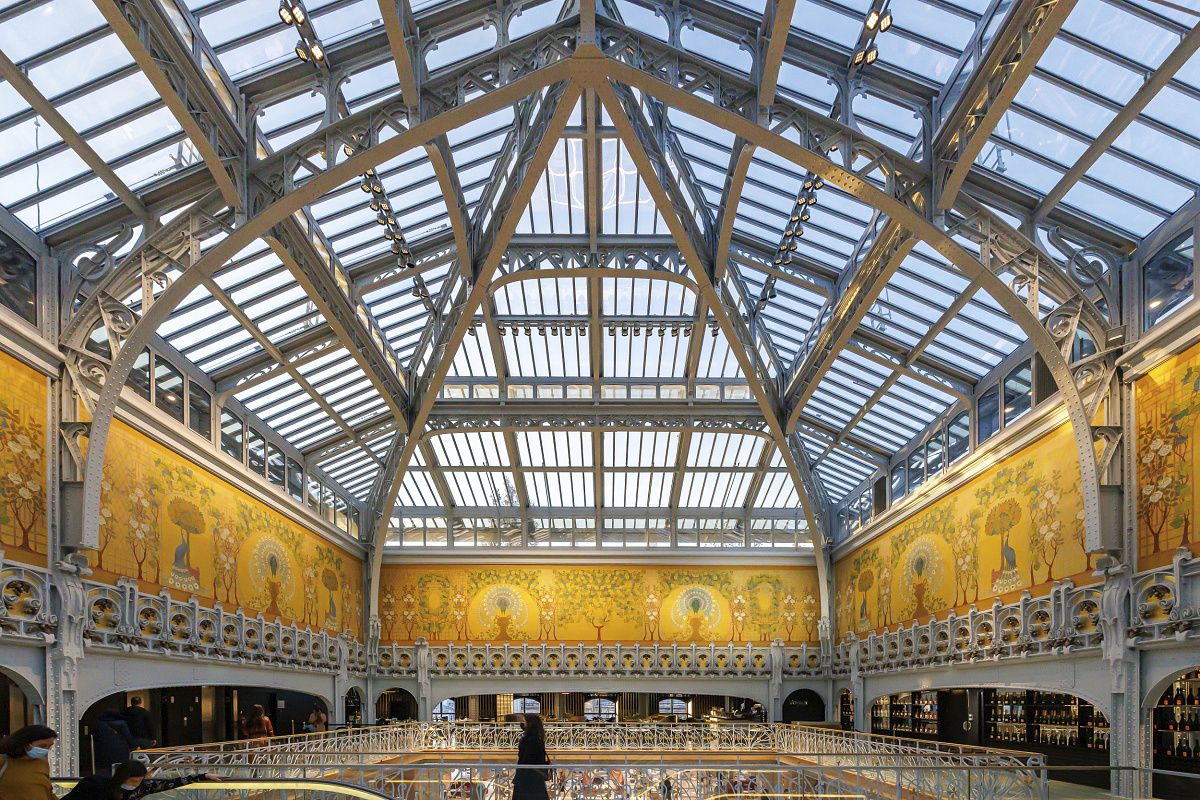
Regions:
[[982, 689, 1109, 752], [1154, 670, 1200, 768]]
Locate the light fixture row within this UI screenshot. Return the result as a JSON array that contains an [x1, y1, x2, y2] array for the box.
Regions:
[[776, 174, 824, 266], [852, 2, 893, 70], [280, 1, 326, 64]]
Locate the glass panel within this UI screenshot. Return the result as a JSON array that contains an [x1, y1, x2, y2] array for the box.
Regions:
[[349, 507, 359, 539], [926, 433, 945, 478], [1003, 360, 1032, 426], [248, 428, 267, 476], [335, 496, 348, 532], [978, 384, 1001, 444], [152, 356, 185, 422], [0, 231, 37, 324], [266, 443, 285, 486], [127, 348, 151, 401], [322, 485, 334, 522], [188, 383, 212, 438], [907, 450, 925, 493], [1143, 230, 1194, 329], [287, 458, 304, 500], [307, 476, 321, 512], [890, 462, 905, 503], [947, 410, 970, 464], [220, 408, 243, 461]]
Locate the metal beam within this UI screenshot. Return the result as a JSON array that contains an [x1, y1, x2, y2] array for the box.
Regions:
[[934, 0, 1078, 209], [0, 50, 147, 219], [1034, 21, 1200, 220]]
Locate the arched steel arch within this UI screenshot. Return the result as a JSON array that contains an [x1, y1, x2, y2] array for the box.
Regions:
[[75, 51, 1104, 652]]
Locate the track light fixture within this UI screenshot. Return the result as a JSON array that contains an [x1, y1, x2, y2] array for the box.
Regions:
[[864, 45, 878, 65], [279, 0, 294, 24], [295, 41, 310, 61], [658, 326, 666, 336], [683, 325, 692, 337], [879, 12, 891, 31], [711, 323, 719, 338], [499, 325, 507, 335], [578, 324, 587, 336]]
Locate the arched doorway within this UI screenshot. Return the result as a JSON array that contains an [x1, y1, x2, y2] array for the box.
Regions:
[[839, 689, 853, 731], [781, 689, 825, 723], [345, 687, 363, 726], [376, 687, 417, 721], [1152, 667, 1200, 800], [0, 669, 38, 733]]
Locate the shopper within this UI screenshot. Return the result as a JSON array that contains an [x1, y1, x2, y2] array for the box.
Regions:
[[0, 724, 57, 800], [303, 703, 328, 733], [513, 713, 552, 800], [120, 698, 156, 749], [62, 760, 221, 799], [240, 704, 274, 741], [93, 711, 137, 774]]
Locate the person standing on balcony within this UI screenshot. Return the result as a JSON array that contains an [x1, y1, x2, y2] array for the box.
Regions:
[[240, 705, 274, 741], [514, 713, 552, 800], [93, 711, 137, 774], [0, 724, 57, 800], [303, 703, 328, 733], [121, 698, 156, 750], [61, 760, 221, 799]]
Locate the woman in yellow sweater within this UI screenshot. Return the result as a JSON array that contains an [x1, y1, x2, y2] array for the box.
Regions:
[[0, 724, 58, 800]]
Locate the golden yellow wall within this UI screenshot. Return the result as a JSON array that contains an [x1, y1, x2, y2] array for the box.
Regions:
[[91, 419, 364, 637], [1137, 340, 1200, 569], [377, 564, 819, 645], [0, 350, 48, 567], [834, 425, 1095, 639]]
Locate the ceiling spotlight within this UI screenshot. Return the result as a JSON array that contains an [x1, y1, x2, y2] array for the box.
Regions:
[[865, 9, 879, 30], [343, 142, 355, 158], [803, 179, 814, 190], [658, 326, 665, 337], [671, 326, 679, 337], [291, 4, 306, 24], [564, 325, 573, 336], [609, 326, 616, 337], [383, 228, 395, 240], [621, 325, 630, 335], [806, 194, 818, 206], [864, 46, 878, 65], [467, 325, 476, 336], [296, 41, 310, 61], [550, 324, 558, 334], [499, 325, 507, 336], [537, 325, 546, 335], [412, 286, 421, 297], [683, 325, 692, 337], [633, 326, 641, 336], [310, 42, 325, 62], [360, 176, 372, 192], [800, 211, 811, 222], [370, 198, 381, 211], [879, 12, 892, 31], [524, 325, 532, 336], [391, 241, 402, 254], [711, 324, 719, 338], [813, 178, 824, 190], [279, 1, 294, 24], [578, 325, 587, 337], [853, 49, 865, 65]]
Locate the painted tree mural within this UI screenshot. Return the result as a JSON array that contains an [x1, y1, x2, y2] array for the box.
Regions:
[[0, 354, 49, 565]]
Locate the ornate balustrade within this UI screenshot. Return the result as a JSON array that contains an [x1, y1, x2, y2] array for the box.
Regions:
[[1130, 549, 1200, 643], [832, 581, 1104, 676], [423, 642, 775, 678], [82, 577, 359, 672], [0, 556, 54, 641], [141, 724, 421, 769]]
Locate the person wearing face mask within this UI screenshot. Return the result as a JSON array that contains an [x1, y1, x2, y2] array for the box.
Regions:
[[61, 760, 221, 800], [0, 724, 58, 800]]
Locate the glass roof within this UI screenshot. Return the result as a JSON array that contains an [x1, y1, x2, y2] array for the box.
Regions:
[[2, 0, 1189, 547]]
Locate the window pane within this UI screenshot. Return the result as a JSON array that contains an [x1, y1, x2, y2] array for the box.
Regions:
[[287, 458, 303, 500], [220, 408, 243, 461], [349, 507, 359, 539], [907, 450, 925, 493], [153, 356, 185, 421], [322, 485, 334, 522], [0, 230, 37, 324], [890, 463, 905, 502], [335, 496, 348, 532], [1143, 230, 1194, 329], [266, 443, 285, 486], [978, 385, 1000, 444], [307, 476, 321, 511], [127, 348, 151, 401], [248, 428, 267, 476], [947, 411, 970, 463], [926, 433, 945, 477], [189, 383, 212, 438], [1004, 360, 1032, 426]]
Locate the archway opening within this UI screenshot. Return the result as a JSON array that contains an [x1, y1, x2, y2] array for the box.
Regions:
[[80, 685, 328, 774], [1152, 667, 1200, 800], [0, 670, 38, 733], [345, 687, 363, 727], [838, 689, 853, 731], [781, 689, 825, 723], [376, 687, 418, 722]]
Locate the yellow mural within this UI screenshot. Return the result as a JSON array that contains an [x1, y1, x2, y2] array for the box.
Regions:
[[834, 425, 1096, 639], [90, 419, 364, 637], [0, 350, 47, 566], [377, 564, 820, 645], [1137, 340, 1200, 569]]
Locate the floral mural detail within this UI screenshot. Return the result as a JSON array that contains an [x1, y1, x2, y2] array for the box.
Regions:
[[0, 351, 48, 565], [1137, 346, 1200, 567], [90, 420, 363, 637], [379, 565, 819, 645], [834, 425, 1095, 639]]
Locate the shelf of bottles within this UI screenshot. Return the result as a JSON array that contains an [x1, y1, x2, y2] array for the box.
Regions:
[[983, 689, 1109, 751], [1155, 671, 1200, 767], [912, 690, 938, 736], [840, 692, 854, 731], [870, 695, 892, 734]]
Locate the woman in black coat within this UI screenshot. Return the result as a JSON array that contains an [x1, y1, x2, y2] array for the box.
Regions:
[[63, 761, 220, 800], [513, 713, 552, 800]]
